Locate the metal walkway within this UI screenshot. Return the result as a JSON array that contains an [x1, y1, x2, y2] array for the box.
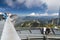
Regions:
[[16, 28, 60, 40], [0, 20, 60, 40]]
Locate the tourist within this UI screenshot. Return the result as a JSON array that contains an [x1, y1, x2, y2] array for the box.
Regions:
[[46, 27, 50, 35]]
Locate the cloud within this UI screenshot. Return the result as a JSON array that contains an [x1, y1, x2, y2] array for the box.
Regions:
[[0, 8, 6, 11], [29, 12, 40, 16], [5, 0, 47, 9], [28, 12, 59, 16], [45, 0, 60, 13], [40, 13, 48, 16], [5, 0, 19, 8], [51, 13, 59, 16], [29, 12, 36, 16], [24, 0, 44, 8], [0, 12, 3, 14], [5, 0, 60, 13]]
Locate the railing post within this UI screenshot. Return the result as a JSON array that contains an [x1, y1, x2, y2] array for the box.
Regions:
[[43, 35, 47, 40]]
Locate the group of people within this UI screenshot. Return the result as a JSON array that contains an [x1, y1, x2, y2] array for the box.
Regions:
[[41, 27, 51, 35]]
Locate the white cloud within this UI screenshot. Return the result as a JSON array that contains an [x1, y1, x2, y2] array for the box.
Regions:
[[45, 0, 60, 12], [0, 8, 6, 11], [40, 13, 48, 16], [5, 0, 46, 8], [51, 13, 59, 16], [29, 12, 39, 16], [29, 12, 36, 16], [0, 12, 3, 14], [17, 0, 25, 4], [28, 12, 59, 16], [24, 0, 44, 8], [16, 0, 60, 10], [5, 0, 60, 13], [6, 0, 14, 7]]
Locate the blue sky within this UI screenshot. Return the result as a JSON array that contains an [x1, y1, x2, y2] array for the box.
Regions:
[[0, 0, 60, 16]]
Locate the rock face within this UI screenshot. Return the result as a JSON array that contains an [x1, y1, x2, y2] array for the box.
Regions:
[[1, 17, 21, 40]]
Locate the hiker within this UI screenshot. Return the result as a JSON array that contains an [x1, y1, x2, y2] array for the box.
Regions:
[[41, 27, 44, 34], [46, 27, 50, 35], [43, 27, 46, 35]]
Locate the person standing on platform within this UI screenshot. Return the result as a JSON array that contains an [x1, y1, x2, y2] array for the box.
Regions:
[[43, 27, 46, 35], [46, 27, 50, 35]]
